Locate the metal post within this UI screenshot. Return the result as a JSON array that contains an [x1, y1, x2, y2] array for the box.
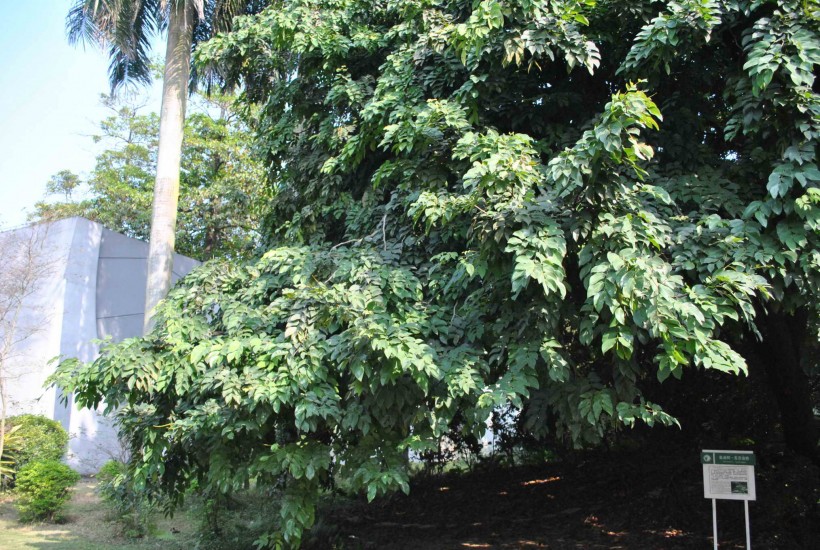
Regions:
[[712, 499, 719, 550], [744, 500, 751, 549]]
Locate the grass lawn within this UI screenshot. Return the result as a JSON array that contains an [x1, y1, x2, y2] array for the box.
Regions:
[[0, 478, 196, 550]]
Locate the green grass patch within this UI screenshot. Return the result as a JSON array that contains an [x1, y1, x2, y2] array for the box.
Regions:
[[0, 478, 195, 550]]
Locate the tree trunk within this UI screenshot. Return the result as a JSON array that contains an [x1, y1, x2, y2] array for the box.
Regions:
[[756, 307, 819, 463], [143, 1, 195, 333]]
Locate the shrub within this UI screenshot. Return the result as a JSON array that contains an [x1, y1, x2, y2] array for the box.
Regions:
[[188, 488, 282, 550], [15, 459, 80, 522], [96, 459, 126, 485], [96, 460, 156, 538], [7, 415, 69, 468]]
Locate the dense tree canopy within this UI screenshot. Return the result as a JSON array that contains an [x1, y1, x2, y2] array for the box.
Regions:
[[34, 95, 265, 261], [55, 0, 819, 546]]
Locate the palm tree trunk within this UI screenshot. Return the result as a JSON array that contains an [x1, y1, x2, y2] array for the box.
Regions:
[[143, 1, 195, 333]]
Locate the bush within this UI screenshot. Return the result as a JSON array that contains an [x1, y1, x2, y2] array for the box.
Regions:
[[96, 459, 126, 485], [15, 460, 80, 522], [7, 415, 69, 468], [96, 460, 156, 538], [187, 488, 282, 550]]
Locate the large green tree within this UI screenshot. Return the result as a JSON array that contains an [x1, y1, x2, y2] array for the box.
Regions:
[[55, 0, 820, 545], [33, 94, 264, 261], [68, 0, 267, 329]]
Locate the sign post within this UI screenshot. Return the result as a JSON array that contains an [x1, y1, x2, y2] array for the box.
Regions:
[[702, 450, 755, 549]]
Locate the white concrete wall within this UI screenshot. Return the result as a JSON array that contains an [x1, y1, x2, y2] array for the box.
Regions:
[[1, 220, 74, 420], [1, 218, 199, 473], [58, 219, 116, 473], [96, 228, 199, 341]]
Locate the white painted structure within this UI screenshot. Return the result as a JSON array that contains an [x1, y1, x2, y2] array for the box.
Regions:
[[0, 218, 198, 473]]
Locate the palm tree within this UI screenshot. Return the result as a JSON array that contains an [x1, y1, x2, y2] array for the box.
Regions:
[[67, 0, 261, 332]]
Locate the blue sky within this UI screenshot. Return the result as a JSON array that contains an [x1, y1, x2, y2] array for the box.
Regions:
[[0, 1, 160, 228]]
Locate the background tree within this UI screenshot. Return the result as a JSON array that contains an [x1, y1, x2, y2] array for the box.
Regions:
[[55, 0, 820, 545], [67, 0, 268, 329], [33, 93, 264, 261], [45, 171, 80, 203]]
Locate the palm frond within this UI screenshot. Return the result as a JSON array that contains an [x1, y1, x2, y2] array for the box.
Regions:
[[110, 0, 165, 90], [107, 45, 154, 90], [68, 0, 268, 93], [192, 0, 206, 21], [211, 0, 246, 34], [192, 0, 270, 93], [66, 0, 105, 46], [67, 0, 166, 92], [1, 425, 21, 485]]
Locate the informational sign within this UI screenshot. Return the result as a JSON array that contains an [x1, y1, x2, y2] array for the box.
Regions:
[[702, 450, 756, 501]]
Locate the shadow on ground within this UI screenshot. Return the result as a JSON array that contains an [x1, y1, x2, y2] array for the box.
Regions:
[[306, 446, 819, 549]]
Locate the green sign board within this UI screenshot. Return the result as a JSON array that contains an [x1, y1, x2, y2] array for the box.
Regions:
[[701, 451, 756, 466]]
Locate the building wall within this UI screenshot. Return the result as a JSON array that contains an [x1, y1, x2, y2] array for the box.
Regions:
[[2, 220, 75, 422], [1, 218, 198, 473], [55, 219, 106, 472]]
